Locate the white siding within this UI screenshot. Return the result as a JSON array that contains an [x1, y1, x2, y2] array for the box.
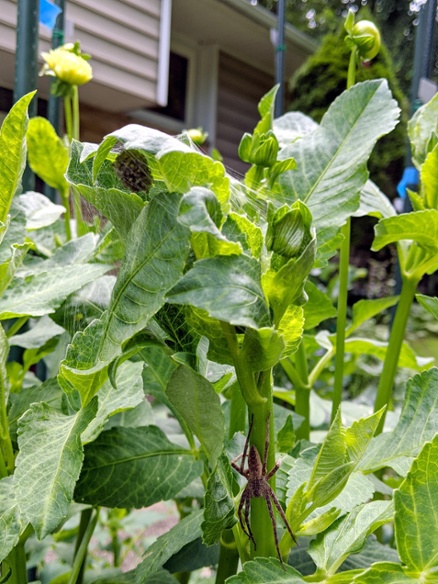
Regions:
[[0, 0, 168, 111]]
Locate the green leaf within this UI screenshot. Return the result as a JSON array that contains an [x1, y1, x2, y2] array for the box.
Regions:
[[416, 293, 438, 320], [226, 557, 306, 583], [408, 91, 438, 169], [9, 315, 64, 349], [75, 425, 203, 508], [421, 143, 438, 210], [135, 510, 203, 583], [67, 141, 144, 239], [254, 86, 278, 134], [308, 500, 394, 575], [353, 562, 413, 583], [0, 92, 35, 224], [308, 410, 346, 490], [0, 476, 22, 562], [372, 209, 438, 252], [345, 409, 384, 464], [167, 254, 271, 329], [26, 117, 69, 193], [15, 399, 97, 539], [240, 327, 285, 371], [343, 337, 432, 371], [273, 111, 318, 148], [202, 453, 236, 545], [58, 316, 109, 410], [264, 234, 316, 324], [278, 305, 304, 357], [227, 213, 263, 259], [0, 241, 32, 296], [0, 263, 111, 319], [347, 296, 399, 336], [395, 433, 438, 574], [81, 361, 145, 444], [17, 192, 65, 229], [276, 80, 400, 229], [355, 180, 396, 219], [358, 368, 438, 474], [178, 187, 241, 257], [303, 281, 336, 330], [141, 343, 177, 405], [158, 151, 230, 206], [98, 192, 191, 362], [166, 364, 225, 467]]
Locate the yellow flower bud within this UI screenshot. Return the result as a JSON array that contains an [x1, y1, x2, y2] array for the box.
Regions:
[[41, 46, 92, 86]]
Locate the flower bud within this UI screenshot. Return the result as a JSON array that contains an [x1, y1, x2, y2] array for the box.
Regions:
[[348, 20, 381, 61], [238, 131, 279, 167]]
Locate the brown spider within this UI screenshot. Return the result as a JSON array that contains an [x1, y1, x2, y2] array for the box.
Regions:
[[231, 414, 297, 565]]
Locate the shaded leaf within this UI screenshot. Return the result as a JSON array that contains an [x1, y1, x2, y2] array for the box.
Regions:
[[226, 557, 306, 583], [347, 297, 399, 336], [75, 426, 203, 508], [99, 191, 190, 361], [168, 254, 270, 329], [135, 510, 203, 583], [273, 111, 318, 148], [81, 361, 145, 444], [15, 399, 97, 538], [9, 315, 64, 349], [202, 453, 236, 545], [416, 293, 438, 320], [166, 364, 225, 467], [303, 281, 336, 330]]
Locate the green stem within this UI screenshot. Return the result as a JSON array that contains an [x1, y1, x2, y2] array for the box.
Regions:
[[61, 188, 72, 242], [331, 45, 357, 421], [248, 371, 276, 561], [68, 508, 99, 584], [64, 95, 73, 142], [293, 341, 310, 441], [215, 530, 239, 584], [5, 317, 29, 338], [332, 218, 351, 421], [0, 364, 14, 477], [2, 542, 27, 584], [374, 274, 418, 433], [72, 85, 80, 141], [220, 322, 265, 407]]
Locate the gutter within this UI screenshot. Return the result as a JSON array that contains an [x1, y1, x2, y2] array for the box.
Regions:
[[219, 0, 319, 53]]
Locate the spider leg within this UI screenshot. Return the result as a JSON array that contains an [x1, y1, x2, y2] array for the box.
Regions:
[[266, 484, 298, 545], [264, 490, 283, 565], [265, 459, 281, 481], [231, 453, 248, 476], [237, 489, 256, 549], [244, 494, 257, 550]]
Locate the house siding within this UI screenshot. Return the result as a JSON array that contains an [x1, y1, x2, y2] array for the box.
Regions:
[[216, 51, 274, 175], [0, 0, 166, 111]]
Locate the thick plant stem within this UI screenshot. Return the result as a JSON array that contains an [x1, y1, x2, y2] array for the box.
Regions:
[[293, 341, 310, 440], [248, 371, 276, 561], [2, 542, 27, 584], [374, 275, 418, 433], [332, 218, 351, 421], [215, 530, 239, 584], [68, 507, 99, 584]]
